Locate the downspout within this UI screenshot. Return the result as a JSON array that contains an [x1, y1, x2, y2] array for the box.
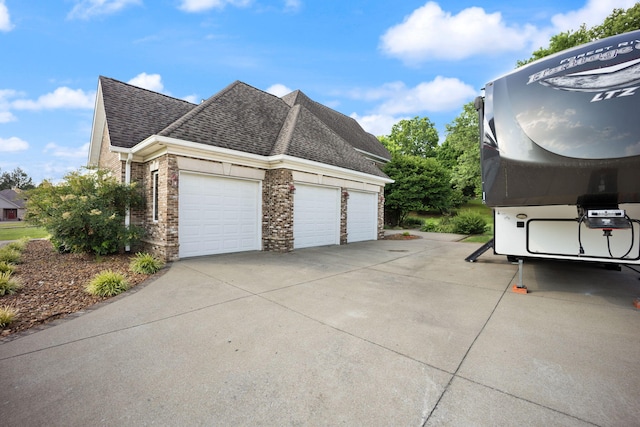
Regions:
[[125, 152, 132, 252]]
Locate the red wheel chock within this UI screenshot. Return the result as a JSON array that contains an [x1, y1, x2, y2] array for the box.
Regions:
[[633, 298, 640, 309]]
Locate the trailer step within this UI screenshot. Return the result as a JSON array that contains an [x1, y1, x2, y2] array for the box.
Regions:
[[465, 238, 494, 262]]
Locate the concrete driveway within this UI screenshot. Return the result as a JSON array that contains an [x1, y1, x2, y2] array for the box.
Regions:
[[1, 232, 639, 426]]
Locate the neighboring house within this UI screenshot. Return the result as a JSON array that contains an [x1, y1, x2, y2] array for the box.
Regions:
[[88, 76, 392, 261], [0, 189, 26, 221]]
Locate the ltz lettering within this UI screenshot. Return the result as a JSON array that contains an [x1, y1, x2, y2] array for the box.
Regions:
[[590, 86, 638, 102]]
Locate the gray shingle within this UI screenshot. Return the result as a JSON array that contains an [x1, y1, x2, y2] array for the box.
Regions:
[[100, 76, 196, 149], [281, 90, 391, 161], [100, 77, 389, 178], [159, 81, 290, 156]]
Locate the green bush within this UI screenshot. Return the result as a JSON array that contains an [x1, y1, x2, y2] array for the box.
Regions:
[[0, 247, 21, 264], [130, 252, 164, 274], [0, 261, 15, 275], [25, 168, 145, 256], [85, 270, 130, 297], [451, 211, 487, 234], [420, 219, 439, 232], [0, 305, 17, 328], [401, 216, 424, 228], [0, 272, 21, 296]]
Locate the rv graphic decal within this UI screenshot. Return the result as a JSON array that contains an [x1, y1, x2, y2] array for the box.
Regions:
[[527, 42, 640, 93]]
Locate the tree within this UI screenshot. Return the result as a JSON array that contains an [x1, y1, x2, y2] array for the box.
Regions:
[[0, 167, 35, 190], [437, 102, 481, 198], [591, 4, 640, 39], [517, 4, 640, 66], [25, 169, 144, 255], [384, 116, 439, 157], [383, 154, 452, 226]]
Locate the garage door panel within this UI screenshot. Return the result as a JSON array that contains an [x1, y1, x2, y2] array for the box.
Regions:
[[179, 173, 260, 258], [294, 184, 340, 249], [347, 191, 378, 243]]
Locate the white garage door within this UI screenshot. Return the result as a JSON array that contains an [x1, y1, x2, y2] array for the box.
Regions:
[[347, 191, 378, 243], [294, 184, 340, 249], [179, 172, 261, 258]]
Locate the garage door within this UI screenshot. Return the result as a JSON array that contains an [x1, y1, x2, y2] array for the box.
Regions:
[[347, 191, 378, 243], [179, 173, 261, 258], [294, 184, 340, 249]]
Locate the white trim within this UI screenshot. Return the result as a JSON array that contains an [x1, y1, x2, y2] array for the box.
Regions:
[[128, 135, 393, 186], [152, 170, 159, 223], [353, 148, 390, 163], [87, 81, 106, 167]]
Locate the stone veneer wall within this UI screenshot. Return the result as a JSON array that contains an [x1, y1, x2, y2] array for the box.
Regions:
[[262, 169, 294, 252], [377, 192, 385, 240], [340, 189, 348, 245], [140, 154, 180, 261]]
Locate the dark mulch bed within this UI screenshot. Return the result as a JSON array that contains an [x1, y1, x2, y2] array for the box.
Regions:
[[1, 240, 154, 338], [383, 233, 422, 240]]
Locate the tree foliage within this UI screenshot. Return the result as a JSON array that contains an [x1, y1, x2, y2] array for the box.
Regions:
[[0, 167, 35, 190], [437, 101, 481, 198], [518, 4, 640, 66], [25, 169, 144, 256], [383, 154, 452, 226], [380, 116, 439, 157]]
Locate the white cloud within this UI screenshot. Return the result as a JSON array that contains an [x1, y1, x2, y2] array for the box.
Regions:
[[266, 83, 292, 97], [179, 0, 251, 13], [12, 87, 96, 110], [350, 77, 477, 116], [44, 142, 90, 159], [350, 113, 407, 137], [68, 0, 142, 20], [347, 77, 477, 136], [0, 0, 14, 32], [284, 0, 301, 13], [128, 73, 164, 92], [380, 1, 536, 63], [182, 94, 200, 104], [0, 111, 16, 123], [0, 137, 29, 152], [551, 0, 638, 32]]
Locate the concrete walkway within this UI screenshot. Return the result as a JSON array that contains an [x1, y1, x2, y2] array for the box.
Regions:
[[1, 233, 639, 426]]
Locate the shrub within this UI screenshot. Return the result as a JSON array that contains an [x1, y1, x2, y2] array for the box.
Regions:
[[421, 219, 439, 232], [0, 305, 17, 328], [451, 211, 487, 235], [85, 270, 130, 297], [0, 272, 21, 296], [0, 247, 21, 264], [401, 216, 424, 228], [25, 168, 145, 256], [130, 252, 164, 274], [0, 261, 15, 275]]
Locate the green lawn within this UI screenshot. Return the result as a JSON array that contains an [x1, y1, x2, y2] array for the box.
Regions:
[[0, 222, 49, 240], [407, 199, 494, 244]]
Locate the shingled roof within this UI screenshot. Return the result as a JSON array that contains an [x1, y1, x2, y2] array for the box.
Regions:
[[281, 90, 391, 161], [99, 77, 390, 177], [0, 189, 25, 209], [100, 76, 196, 149]]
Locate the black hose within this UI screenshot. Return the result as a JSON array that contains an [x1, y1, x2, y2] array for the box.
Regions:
[[577, 214, 585, 255]]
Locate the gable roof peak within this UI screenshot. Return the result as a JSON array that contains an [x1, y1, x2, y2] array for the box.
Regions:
[[99, 76, 195, 106]]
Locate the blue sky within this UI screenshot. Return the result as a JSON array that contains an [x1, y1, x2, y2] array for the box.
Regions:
[[0, 0, 637, 184]]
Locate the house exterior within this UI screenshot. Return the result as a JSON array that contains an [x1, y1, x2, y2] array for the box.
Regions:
[[0, 189, 26, 221], [88, 76, 392, 261]]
